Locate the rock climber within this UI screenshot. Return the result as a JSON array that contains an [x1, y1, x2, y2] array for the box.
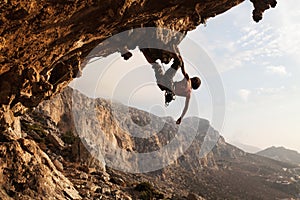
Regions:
[[140, 47, 201, 125]]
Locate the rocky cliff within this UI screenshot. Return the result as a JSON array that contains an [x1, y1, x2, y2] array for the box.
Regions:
[[1, 87, 299, 199], [0, 0, 277, 133], [1, 1, 282, 199]]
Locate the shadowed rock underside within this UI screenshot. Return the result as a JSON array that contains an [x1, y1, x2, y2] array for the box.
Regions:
[[0, 0, 277, 133]]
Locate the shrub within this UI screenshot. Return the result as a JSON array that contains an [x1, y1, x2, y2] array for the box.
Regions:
[[61, 130, 76, 144], [135, 182, 164, 200]]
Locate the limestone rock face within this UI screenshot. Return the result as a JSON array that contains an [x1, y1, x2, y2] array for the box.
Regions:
[[0, 138, 81, 200], [1, 87, 299, 199], [0, 1, 281, 199], [30, 87, 300, 199], [39, 87, 220, 173], [0, 0, 277, 131]]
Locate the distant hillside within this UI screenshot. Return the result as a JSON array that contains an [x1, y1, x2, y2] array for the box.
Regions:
[[257, 146, 300, 165]]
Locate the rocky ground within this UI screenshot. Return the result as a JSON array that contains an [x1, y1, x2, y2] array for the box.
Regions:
[[1, 87, 299, 199]]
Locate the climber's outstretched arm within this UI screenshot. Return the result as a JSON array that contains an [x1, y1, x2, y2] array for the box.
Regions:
[[176, 93, 191, 124]]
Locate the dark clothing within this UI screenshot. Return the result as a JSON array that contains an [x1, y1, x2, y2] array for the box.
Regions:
[[140, 46, 194, 122], [142, 47, 183, 92]]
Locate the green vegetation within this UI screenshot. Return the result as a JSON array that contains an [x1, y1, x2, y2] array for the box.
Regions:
[[61, 130, 76, 144], [135, 182, 164, 200], [24, 123, 47, 137]]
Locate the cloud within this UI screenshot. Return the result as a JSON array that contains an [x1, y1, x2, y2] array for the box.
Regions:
[[265, 65, 290, 76], [275, 1, 300, 57], [237, 29, 258, 45], [256, 86, 285, 95], [208, 23, 282, 72], [238, 89, 251, 102], [189, 1, 300, 74]]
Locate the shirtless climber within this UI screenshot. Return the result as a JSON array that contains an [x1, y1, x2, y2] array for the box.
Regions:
[[140, 47, 201, 125]]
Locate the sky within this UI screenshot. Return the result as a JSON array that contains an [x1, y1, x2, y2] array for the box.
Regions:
[[70, 0, 300, 152]]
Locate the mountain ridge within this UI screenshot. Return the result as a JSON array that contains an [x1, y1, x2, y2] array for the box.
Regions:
[[1, 86, 299, 199], [257, 146, 300, 166], [5, 86, 297, 199]]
